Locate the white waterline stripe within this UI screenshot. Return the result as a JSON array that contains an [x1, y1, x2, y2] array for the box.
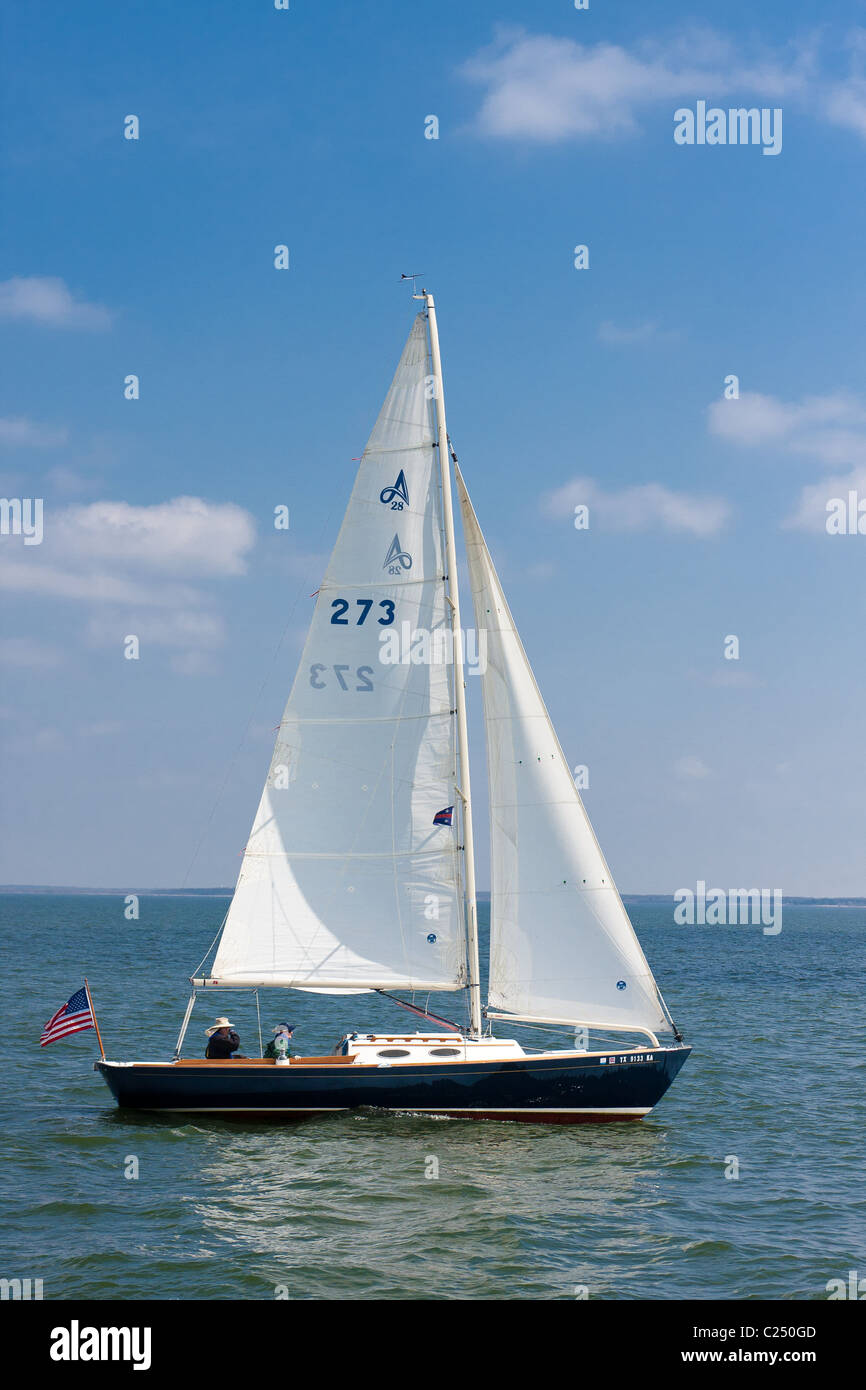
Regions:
[[148, 1105, 651, 1115]]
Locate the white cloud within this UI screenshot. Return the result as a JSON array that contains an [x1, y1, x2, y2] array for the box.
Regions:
[[693, 668, 763, 689], [0, 496, 256, 672], [463, 33, 665, 140], [45, 466, 97, 495], [168, 649, 220, 677], [88, 610, 225, 675], [460, 28, 811, 143], [784, 462, 866, 532], [462, 26, 866, 145], [825, 75, 866, 136], [709, 389, 866, 527], [708, 391, 866, 454], [674, 755, 711, 780], [0, 721, 64, 756], [0, 559, 205, 607], [136, 768, 205, 789], [824, 28, 866, 136], [542, 476, 731, 536], [85, 609, 226, 650], [267, 546, 331, 584], [33, 726, 62, 749], [797, 428, 866, 468], [0, 416, 68, 448], [598, 321, 675, 346], [46, 496, 256, 576], [526, 561, 554, 580], [0, 276, 112, 329], [85, 610, 227, 673], [0, 637, 63, 669]]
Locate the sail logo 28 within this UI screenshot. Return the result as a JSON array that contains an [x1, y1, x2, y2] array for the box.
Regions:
[[383, 534, 412, 573], [380, 470, 409, 510]]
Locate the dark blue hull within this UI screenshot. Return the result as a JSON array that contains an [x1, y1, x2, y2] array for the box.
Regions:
[[95, 1046, 691, 1124]]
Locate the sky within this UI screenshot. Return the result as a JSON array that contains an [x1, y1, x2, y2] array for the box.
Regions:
[[1, 0, 865, 895]]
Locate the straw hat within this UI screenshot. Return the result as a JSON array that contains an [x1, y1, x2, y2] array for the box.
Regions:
[[205, 1016, 235, 1037]]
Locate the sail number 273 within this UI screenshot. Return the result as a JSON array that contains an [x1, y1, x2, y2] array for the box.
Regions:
[[314, 598, 393, 691], [330, 599, 395, 625]]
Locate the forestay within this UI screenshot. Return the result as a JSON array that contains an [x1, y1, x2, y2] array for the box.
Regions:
[[210, 315, 466, 990], [457, 467, 671, 1037]]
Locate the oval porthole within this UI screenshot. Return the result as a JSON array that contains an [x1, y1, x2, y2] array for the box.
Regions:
[[429, 1047, 461, 1057], [377, 1048, 410, 1058]]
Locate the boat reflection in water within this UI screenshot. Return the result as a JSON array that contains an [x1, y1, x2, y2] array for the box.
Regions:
[[187, 1112, 671, 1298]]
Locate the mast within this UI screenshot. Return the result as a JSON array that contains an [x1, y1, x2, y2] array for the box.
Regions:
[[424, 291, 482, 1038]]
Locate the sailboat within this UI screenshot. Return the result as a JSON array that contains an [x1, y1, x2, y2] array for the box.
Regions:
[[95, 291, 690, 1124]]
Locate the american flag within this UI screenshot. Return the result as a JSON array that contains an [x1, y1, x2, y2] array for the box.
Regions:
[[40, 986, 95, 1048]]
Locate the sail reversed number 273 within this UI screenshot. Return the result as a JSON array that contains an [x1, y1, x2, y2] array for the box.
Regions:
[[309, 664, 374, 691]]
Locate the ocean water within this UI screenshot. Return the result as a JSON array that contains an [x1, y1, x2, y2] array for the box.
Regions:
[[0, 894, 863, 1301]]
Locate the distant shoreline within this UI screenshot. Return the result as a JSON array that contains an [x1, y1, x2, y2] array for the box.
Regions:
[[0, 885, 864, 906]]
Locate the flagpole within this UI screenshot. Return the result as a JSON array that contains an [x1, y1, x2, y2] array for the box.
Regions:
[[84, 977, 105, 1060]]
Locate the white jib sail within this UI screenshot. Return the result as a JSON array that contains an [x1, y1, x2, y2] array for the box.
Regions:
[[210, 314, 466, 990], [457, 468, 671, 1037]]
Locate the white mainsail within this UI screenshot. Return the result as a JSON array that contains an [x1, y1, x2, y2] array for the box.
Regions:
[[457, 467, 672, 1038], [209, 314, 466, 991]]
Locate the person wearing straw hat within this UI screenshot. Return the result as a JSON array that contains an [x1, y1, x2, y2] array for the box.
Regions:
[[204, 1016, 243, 1059]]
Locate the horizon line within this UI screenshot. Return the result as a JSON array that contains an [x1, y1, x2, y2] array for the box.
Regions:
[[1, 885, 864, 905]]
